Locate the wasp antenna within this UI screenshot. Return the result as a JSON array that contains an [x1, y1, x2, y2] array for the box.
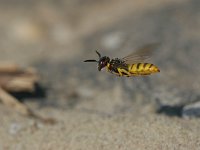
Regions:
[[95, 50, 101, 58], [84, 59, 98, 62]]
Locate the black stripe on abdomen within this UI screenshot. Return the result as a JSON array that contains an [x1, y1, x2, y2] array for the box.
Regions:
[[137, 63, 141, 69]]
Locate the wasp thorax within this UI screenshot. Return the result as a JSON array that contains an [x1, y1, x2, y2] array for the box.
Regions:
[[98, 56, 110, 71]]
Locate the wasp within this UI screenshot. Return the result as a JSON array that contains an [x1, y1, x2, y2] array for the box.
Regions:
[[84, 44, 160, 77]]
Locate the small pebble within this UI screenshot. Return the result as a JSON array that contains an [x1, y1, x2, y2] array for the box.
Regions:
[[182, 101, 200, 118], [9, 123, 22, 135]]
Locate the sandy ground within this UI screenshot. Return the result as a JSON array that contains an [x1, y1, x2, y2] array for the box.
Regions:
[[1, 109, 200, 150], [0, 0, 200, 149]]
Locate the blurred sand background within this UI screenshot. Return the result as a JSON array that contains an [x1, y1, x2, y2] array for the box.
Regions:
[[0, 0, 200, 149]]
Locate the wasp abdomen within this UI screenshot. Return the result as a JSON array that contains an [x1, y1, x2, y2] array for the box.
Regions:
[[128, 63, 160, 75]]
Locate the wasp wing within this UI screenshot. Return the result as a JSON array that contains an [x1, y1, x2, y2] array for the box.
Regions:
[[122, 43, 159, 64]]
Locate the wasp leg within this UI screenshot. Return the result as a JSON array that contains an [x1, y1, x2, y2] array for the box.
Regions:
[[117, 68, 131, 77]]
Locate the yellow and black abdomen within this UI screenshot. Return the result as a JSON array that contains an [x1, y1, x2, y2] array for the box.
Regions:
[[128, 63, 160, 75]]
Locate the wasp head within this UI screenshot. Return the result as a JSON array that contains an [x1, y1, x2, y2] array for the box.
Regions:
[[98, 56, 110, 71], [84, 51, 110, 71]]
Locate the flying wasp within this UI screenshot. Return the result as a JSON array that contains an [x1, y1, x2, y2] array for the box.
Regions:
[[84, 44, 160, 77]]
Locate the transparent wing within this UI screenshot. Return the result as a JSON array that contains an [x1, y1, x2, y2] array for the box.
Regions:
[[122, 43, 159, 64]]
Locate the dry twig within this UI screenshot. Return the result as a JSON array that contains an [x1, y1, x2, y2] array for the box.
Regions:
[[0, 63, 56, 124]]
